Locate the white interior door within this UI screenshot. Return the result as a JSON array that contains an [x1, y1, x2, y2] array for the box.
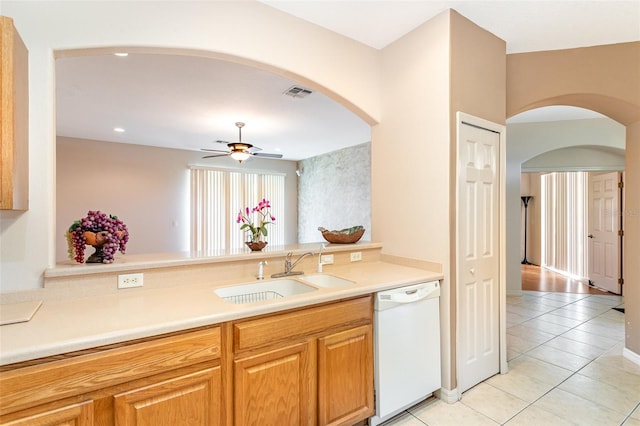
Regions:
[[456, 116, 501, 394], [588, 172, 621, 294]]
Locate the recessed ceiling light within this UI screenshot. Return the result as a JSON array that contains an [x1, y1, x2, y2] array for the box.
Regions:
[[114, 53, 128, 57], [113, 127, 125, 133]]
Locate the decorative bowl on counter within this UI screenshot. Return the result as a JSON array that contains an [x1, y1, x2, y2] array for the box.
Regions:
[[318, 226, 365, 244]]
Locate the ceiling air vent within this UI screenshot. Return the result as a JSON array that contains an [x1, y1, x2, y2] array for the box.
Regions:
[[284, 86, 313, 98]]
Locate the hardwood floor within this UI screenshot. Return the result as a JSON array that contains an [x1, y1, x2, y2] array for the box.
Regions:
[[521, 264, 611, 295]]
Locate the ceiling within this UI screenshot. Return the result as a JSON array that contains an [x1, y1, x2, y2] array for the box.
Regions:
[[56, 1, 639, 161]]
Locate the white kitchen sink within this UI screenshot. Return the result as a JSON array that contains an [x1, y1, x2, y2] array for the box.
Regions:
[[214, 279, 317, 304], [299, 274, 355, 288]]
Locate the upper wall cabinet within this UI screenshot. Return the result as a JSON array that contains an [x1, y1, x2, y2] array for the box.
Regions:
[[0, 16, 28, 210]]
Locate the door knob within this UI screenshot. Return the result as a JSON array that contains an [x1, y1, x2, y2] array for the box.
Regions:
[[469, 268, 475, 275], [588, 234, 594, 238]]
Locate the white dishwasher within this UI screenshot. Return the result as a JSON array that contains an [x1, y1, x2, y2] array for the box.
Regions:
[[369, 280, 441, 426]]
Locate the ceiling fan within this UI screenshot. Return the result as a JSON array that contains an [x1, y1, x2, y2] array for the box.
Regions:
[[202, 122, 283, 163]]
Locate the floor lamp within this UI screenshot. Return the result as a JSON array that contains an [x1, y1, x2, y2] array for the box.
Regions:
[[521, 196, 532, 265]]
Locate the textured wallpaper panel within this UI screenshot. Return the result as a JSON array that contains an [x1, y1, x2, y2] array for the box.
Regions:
[[297, 143, 371, 243]]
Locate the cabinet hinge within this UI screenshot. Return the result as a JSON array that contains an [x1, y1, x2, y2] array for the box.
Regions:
[[618, 278, 624, 285], [618, 229, 624, 237], [618, 181, 624, 189]]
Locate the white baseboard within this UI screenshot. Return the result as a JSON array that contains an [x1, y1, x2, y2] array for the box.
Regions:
[[438, 387, 459, 404], [623, 347, 640, 366]]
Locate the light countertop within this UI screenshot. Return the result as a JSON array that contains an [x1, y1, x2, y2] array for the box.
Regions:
[[0, 261, 442, 366]]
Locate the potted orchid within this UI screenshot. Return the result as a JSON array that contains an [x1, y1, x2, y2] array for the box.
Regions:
[[237, 198, 275, 251]]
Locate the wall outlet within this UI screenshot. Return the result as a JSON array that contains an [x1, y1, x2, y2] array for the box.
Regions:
[[321, 254, 334, 265], [350, 252, 362, 262], [118, 273, 144, 289]]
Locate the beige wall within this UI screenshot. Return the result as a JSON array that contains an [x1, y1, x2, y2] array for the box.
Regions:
[[373, 9, 506, 392], [507, 42, 640, 125], [373, 10, 452, 388], [625, 122, 640, 354], [507, 42, 640, 354]]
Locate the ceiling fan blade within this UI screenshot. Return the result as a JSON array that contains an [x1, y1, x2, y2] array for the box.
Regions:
[[248, 145, 263, 152], [215, 140, 231, 145], [202, 153, 230, 159], [253, 152, 283, 159], [201, 148, 230, 153]]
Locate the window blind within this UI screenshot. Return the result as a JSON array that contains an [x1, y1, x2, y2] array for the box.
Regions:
[[191, 167, 284, 252], [540, 172, 588, 279]]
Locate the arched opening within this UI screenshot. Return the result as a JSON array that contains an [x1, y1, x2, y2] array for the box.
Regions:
[[505, 42, 640, 357], [510, 106, 626, 293], [54, 47, 374, 260], [507, 105, 626, 294]]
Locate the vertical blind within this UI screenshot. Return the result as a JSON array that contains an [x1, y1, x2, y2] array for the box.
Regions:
[[540, 172, 588, 279], [190, 167, 285, 252]]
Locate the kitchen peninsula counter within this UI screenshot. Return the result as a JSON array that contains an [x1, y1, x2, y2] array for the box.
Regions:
[[0, 244, 442, 366]]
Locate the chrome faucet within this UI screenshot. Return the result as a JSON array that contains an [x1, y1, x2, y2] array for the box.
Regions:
[[271, 251, 314, 278], [317, 243, 325, 273], [257, 260, 267, 280]]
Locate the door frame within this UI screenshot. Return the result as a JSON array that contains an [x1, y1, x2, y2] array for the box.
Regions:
[[455, 112, 507, 399]]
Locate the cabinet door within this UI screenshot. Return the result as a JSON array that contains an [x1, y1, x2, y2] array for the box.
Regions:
[[114, 367, 221, 426], [0, 400, 93, 426], [234, 341, 313, 426], [0, 16, 29, 211], [317, 325, 374, 426]]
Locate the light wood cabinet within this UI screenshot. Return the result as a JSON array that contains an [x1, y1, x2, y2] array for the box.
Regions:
[[231, 296, 374, 426], [234, 341, 313, 426], [0, 327, 222, 425], [0, 16, 28, 211], [114, 367, 221, 426], [0, 296, 374, 426], [318, 325, 374, 426]]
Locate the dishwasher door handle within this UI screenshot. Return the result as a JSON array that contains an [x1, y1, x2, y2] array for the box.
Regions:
[[387, 287, 431, 304]]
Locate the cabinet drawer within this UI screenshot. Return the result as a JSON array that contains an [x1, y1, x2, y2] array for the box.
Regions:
[[0, 327, 221, 416], [233, 296, 372, 352], [1, 400, 93, 426]]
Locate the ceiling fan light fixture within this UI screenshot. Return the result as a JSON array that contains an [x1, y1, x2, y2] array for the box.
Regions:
[[230, 150, 251, 163], [202, 122, 283, 162]]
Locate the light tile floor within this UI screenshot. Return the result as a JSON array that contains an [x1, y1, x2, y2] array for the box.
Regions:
[[378, 291, 639, 426]]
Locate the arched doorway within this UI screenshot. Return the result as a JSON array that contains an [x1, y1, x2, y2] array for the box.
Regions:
[[508, 107, 625, 294], [505, 41, 640, 356]]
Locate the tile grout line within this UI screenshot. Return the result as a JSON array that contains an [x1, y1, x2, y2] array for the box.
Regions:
[[501, 293, 629, 425], [508, 294, 622, 355], [619, 401, 640, 425]]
